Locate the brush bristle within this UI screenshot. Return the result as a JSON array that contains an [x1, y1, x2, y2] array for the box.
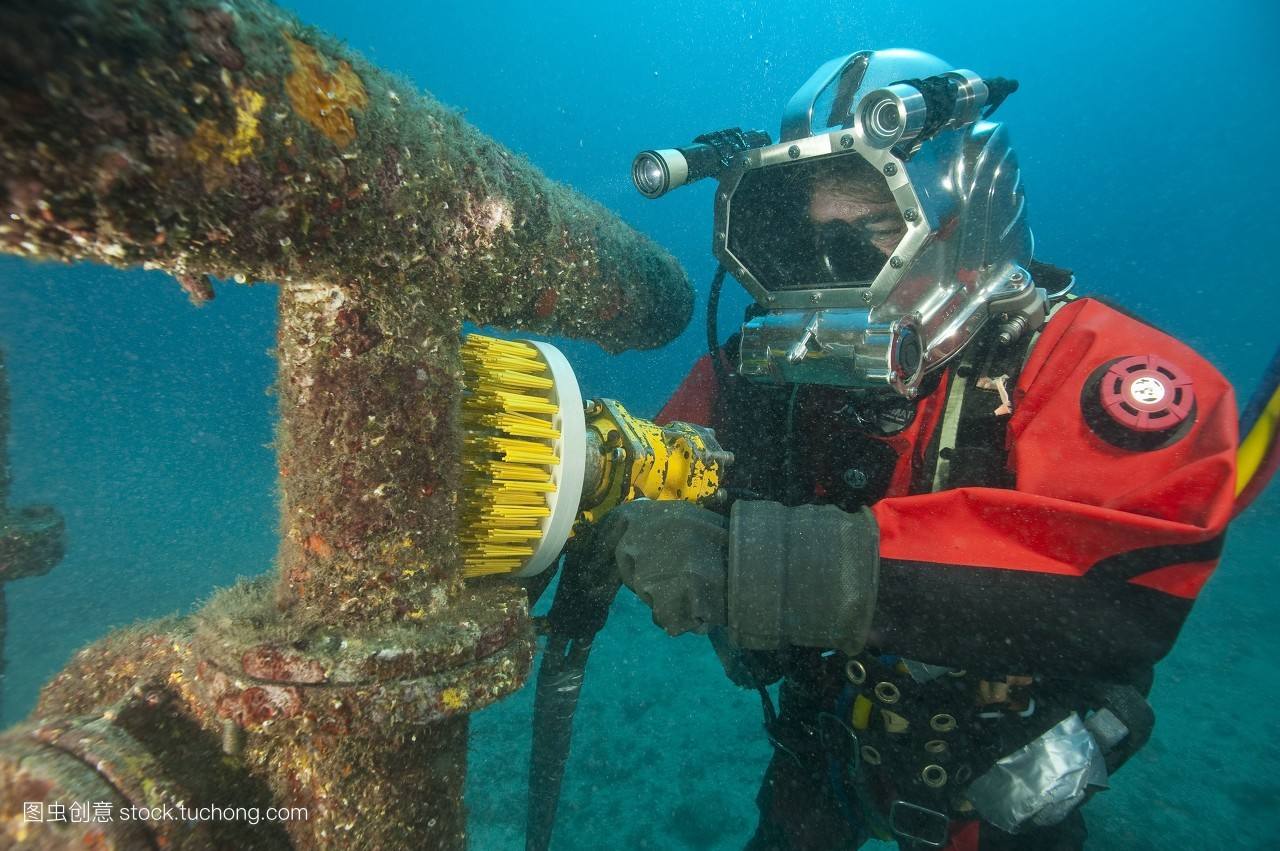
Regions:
[[460, 335, 560, 577]]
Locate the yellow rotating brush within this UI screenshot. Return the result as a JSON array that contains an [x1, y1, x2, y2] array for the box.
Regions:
[[460, 334, 586, 578]]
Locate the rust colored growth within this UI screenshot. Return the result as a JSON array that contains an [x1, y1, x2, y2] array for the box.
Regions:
[[201, 659, 312, 732], [331, 306, 384, 356], [304, 533, 334, 558], [175, 272, 215, 305], [596, 284, 625, 322], [534, 287, 559, 319], [217, 684, 303, 729], [242, 645, 328, 684], [284, 34, 368, 148]]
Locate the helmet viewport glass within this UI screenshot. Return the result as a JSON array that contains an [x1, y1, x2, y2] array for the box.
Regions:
[[726, 153, 905, 293]]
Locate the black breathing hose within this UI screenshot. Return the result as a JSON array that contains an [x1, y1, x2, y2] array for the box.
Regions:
[[707, 265, 731, 388]]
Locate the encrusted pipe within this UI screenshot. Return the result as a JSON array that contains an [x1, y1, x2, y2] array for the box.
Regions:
[[0, 0, 690, 627], [0, 0, 691, 351], [0, 0, 692, 846]]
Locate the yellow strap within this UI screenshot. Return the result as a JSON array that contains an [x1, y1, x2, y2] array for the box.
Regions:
[[1238, 381, 1280, 496]]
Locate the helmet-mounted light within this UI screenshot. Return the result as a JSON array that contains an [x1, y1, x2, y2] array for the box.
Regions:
[[855, 70, 1016, 152], [631, 128, 772, 198], [857, 83, 928, 149]]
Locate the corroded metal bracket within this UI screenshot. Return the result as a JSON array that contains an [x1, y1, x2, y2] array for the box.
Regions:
[[1, 582, 534, 849]]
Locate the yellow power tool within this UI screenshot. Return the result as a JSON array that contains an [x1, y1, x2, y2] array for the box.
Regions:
[[460, 333, 732, 578]]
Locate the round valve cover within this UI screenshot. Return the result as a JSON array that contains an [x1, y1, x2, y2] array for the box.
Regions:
[[1098, 355, 1195, 432]]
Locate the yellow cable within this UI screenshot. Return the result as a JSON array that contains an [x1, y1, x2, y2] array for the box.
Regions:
[[1237, 382, 1280, 496]]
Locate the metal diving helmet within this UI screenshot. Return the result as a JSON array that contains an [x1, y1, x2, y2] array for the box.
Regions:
[[714, 48, 1043, 397]]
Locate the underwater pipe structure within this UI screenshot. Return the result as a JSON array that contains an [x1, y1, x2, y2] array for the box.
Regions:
[[0, 1, 692, 848]]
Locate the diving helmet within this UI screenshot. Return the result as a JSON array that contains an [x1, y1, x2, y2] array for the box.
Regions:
[[715, 49, 1044, 397]]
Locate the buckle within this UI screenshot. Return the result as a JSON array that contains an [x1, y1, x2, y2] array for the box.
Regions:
[[889, 800, 950, 848]]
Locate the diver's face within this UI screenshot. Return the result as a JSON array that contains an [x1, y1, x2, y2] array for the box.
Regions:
[[808, 181, 906, 260]]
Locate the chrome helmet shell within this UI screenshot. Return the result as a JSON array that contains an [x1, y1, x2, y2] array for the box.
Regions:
[[715, 49, 1043, 397]]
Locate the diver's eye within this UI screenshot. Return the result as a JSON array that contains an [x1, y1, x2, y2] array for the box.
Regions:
[[863, 215, 907, 239], [868, 225, 905, 239]]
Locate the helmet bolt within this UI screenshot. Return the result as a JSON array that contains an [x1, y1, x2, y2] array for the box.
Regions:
[[862, 291, 874, 303], [889, 256, 904, 269], [883, 162, 898, 176], [840, 134, 854, 149], [788, 145, 801, 159], [903, 208, 918, 222]]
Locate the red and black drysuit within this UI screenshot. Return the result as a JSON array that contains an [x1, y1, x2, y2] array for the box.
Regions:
[[655, 297, 1237, 851]]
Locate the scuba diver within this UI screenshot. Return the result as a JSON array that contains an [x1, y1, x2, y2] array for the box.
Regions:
[[547, 49, 1244, 850]]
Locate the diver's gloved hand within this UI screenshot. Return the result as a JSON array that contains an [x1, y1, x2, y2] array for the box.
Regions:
[[605, 499, 880, 655], [605, 500, 730, 635]]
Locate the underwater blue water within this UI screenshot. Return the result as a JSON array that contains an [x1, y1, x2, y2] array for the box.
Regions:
[[1, 0, 1278, 848]]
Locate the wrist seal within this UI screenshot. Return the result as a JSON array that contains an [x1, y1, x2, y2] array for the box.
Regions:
[[726, 501, 879, 654]]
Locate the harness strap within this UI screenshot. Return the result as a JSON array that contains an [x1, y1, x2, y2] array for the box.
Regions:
[[930, 296, 1077, 492], [931, 345, 984, 492]]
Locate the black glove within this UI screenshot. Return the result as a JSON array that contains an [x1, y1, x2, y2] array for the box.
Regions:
[[606, 500, 730, 635], [602, 499, 879, 655]]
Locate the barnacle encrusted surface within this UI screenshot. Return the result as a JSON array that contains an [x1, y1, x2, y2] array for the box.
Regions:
[[0, 0, 685, 847]]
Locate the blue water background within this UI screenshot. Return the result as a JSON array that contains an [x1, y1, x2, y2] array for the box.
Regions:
[[1, 1, 1277, 847]]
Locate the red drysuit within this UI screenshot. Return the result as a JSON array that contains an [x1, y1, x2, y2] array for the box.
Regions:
[[658, 296, 1238, 683]]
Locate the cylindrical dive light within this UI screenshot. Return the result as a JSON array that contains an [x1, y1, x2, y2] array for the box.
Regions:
[[460, 334, 732, 578], [632, 128, 772, 199], [854, 70, 1017, 150]]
